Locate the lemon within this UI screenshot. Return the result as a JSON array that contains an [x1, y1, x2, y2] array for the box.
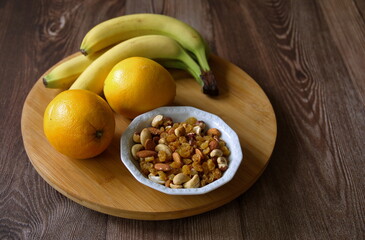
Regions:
[[103, 57, 176, 119], [43, 89, 115, 159]]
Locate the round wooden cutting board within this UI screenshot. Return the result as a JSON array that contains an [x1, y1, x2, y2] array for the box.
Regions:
[[21, 54, 277, 220]]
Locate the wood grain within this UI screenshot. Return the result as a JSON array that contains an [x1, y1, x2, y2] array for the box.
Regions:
[[1, 0, 364, 239], [21, 54, 276, 220]]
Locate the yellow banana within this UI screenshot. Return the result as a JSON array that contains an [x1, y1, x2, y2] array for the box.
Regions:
[[43, 50, 105, 89], [79, 14, 218, 95], [71, 35, 205, 95]]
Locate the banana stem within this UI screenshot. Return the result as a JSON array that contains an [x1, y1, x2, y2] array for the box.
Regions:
[[181, 52, 219, 96], [193, 47, 219, 96], [201, 71, 219, 96], [194, 46, 210, 72]]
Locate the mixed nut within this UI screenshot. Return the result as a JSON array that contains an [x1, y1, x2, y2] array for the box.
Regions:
[[131, 115, 230, 189]]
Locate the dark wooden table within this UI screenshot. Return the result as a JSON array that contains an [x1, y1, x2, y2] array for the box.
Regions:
[[1, 0, 364, 239]]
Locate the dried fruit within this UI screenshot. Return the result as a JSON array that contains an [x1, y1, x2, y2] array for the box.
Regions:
[[130, 114, 230, 188]]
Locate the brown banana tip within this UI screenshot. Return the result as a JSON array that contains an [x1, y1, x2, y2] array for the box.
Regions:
[[201, 71, 219, 96], [80, 49, 88, 56]]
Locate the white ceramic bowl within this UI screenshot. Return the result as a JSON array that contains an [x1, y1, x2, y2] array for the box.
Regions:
[[120, 106, 243, 195]]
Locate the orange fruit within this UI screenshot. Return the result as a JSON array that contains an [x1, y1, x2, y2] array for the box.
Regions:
[[43, 89, 115, 159], [103, 57, 176, 119]]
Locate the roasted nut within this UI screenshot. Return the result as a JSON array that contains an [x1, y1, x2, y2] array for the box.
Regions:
[[155, 143, 172, 159], [207, 128, 221, 137], [140, 128, 152, 147], [152, 136, 160, 144], [192, 126, 202, 135], [186, 132, 195, 140], [183, 174, 200, 188], [133, 132, 141, 143], [148, 127, 161, 135], [195, 120, 206, 129], [217, 157, 228, 171], [209, 140, 219, 150], [168, 127, 175, 135], [158, 137, 167, 144], [210, 149, 223, 158], [136, 150, 157, 158], [144, 139, 156, 150], [131, 144, 143, 159], [148, 173, 165, 184], [151, 114, 164, 127], [174, 126, 186, 137], [163, 117, 173, 126], [190, 168, 198, 176], [131, 115, 231, 189], [170, 183, 183, 189], [165, 179, 172, 187], [154, 163, 172, 171], [173, 173, 191, 185]]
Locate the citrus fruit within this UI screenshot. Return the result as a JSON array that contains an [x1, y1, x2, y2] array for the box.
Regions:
[[103, 57, 176, 119], [43, 89, 115, 159]]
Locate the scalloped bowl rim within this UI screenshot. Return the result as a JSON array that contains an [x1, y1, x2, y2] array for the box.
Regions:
[[120, 106, 243, 195]]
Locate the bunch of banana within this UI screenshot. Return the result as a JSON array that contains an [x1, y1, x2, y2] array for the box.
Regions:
[[43, 49, 105, 89], [44, 13, 218, 95], [70, 35, 203, 94]]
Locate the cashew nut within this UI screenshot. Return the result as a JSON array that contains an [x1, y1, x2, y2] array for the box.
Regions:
[[151, 114, 164, 127], [170, 183, 183, 189], [183, 174, 200, 188], [195, 120, 206, 130], [158, 137, 167, 144], [140, 128, 152, 147], [155, 143, 172, 159], [174, 126, 186, 137], [131, 144, 143, 160], [148, 173, 165, 184], [192, 126, 202, 135], [217, 156, 228, 171], [210, 149, 223, 158], [133, 132, 141, 143], [173, 173, 191, 185]]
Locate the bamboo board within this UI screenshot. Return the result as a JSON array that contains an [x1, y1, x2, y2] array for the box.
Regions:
[[21, 54, 277, 220]]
